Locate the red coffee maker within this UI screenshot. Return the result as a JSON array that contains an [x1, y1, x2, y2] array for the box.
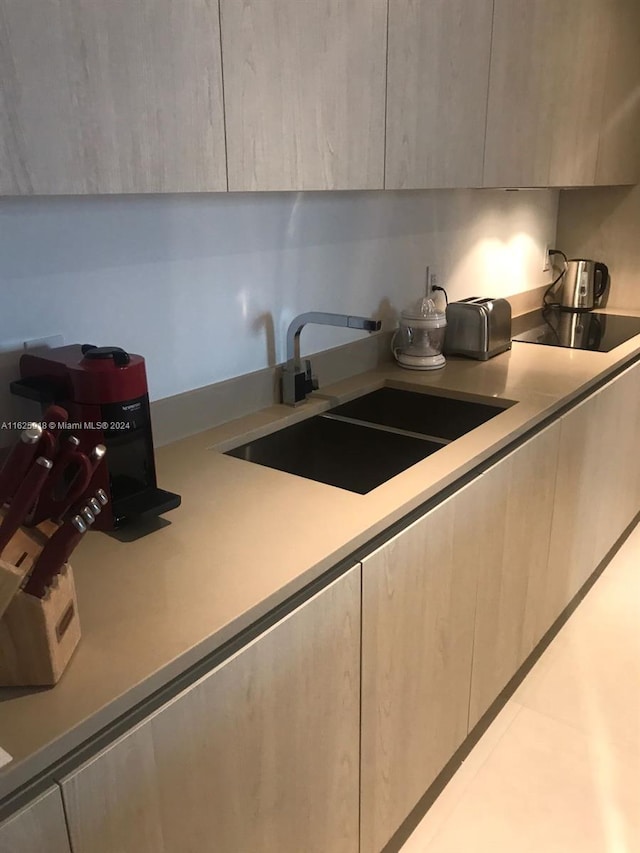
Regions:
[[11, 344, 180, 530]]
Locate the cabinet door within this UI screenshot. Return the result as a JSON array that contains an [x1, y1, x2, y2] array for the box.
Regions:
[[595, 0, 640, 185], [220, 0, 387, 191], [591, 361, 640, 561], [544, 391, 602, 626], [484, 0, 609, 187], [547, 0, 611, 187], [468, 421, 560, 729], [0, 787, 71, 853], [0, 0, 226, 194], [385, 0, 493, 189], [545, 362, 640, 627], [60, 568, 360, 853], [360, 480, 481, 853]]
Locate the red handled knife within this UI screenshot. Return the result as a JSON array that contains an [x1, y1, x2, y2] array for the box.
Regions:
[[24, 487, 108, 598], [87, 497, 102, 516], [39, 404, 69, 458], [0, 423, 43, 506], [0, 457, 54, 556], [34, 442, 106, 524], [24, 513, 88, 598], [52, 443, 106, 522]]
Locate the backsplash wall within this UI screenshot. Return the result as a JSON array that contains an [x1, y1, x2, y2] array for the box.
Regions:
[[0, 189, 557, 410], [557, 185, 640, 310]]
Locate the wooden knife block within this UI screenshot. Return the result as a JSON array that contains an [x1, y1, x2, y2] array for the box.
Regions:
[[0, 513, 81, 687]]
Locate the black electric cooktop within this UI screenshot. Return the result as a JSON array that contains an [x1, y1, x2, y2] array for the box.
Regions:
[[512, 309, 640, 352]]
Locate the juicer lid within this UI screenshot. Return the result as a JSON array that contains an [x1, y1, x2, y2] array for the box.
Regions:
[[400, 297, 446, 323]]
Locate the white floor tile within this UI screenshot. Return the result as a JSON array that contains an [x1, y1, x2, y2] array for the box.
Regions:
[[399, 702, 522, 853], [514, 534, 640, 755], [415, 708, 640, 853], [401, 523, 640, 853]]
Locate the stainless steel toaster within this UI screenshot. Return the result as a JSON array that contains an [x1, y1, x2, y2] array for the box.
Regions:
[[444, 297, 512, 360]]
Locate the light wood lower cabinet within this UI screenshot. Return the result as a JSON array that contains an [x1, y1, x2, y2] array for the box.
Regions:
[[0, 787, 70, 853], [543, 391, 601, 625], [591, 361, 640, 561], [360, 478, 482, 853], [546, 361, 640, 626], [359, 417, 566, 852], [59, 567, 361, 853], [468, 421, 560, 729]]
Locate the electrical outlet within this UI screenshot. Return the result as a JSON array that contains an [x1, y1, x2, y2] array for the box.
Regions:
[[425, 264, 440, 296], [23, 334, 64, 352], [543, 246, 551, 273]]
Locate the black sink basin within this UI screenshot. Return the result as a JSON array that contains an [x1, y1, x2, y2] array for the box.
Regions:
[[328, 387, 511, 440], [225, 386, 513, 494], [226, 414, 442, 494]]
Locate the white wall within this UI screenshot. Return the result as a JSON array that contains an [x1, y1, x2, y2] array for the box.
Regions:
[[0, 189, 557, 407]]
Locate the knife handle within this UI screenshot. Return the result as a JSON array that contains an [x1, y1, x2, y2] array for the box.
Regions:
[[51, 435, 81, 475], [50, 453, 92, 522], [0, 424, 43, 506], [0, 457, 53, 556], [24, 514, 87, 599], [39, 405, 70, 458], [88, 444, 107, 474], [87, 497, 102, 516], [25, 434, 79, 521], [51, 444, 106, 522]]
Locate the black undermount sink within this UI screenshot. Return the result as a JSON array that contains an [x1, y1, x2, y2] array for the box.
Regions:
[[329, 387, 511, 441], [225, 387, 513, 494]]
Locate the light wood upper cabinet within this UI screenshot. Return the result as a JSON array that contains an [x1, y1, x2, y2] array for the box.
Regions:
[[468, 421, 560, 729], [0, 0, 226, 194], [484, 0, 610, 187], [0, 787, 71, 853], [60, 568, 361, 853], [385, 0, 493, 189], [1, 0, 637, 195], [360, 479, 481, 853], [595, 0, 640, 185], [219, 0, 387, 191], [484, 0, 560, 187], [547, 0, 611, 187]]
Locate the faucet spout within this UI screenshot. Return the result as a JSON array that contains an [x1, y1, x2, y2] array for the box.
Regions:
[[282, 311, 381, 406], [286, 311, 382, 365]]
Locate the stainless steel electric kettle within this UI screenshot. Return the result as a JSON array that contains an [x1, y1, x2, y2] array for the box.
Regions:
[[557, 259, 609, 311]]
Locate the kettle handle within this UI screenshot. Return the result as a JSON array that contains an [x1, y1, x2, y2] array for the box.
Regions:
[[594, 262, 609, 300]]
